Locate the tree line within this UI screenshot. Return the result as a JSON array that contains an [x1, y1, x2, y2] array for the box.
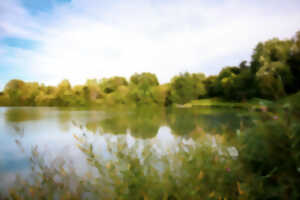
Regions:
[[0, 31, 300, 107]]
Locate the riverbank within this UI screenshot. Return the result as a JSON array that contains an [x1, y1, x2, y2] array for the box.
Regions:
[[176, 97, 273, 109], [177, 92, 300, 110]]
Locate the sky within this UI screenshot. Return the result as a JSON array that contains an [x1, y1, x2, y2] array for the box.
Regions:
[[0, 0, 300, 88]]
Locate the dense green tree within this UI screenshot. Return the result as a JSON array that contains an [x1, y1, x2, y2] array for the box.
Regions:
[[130, 73, 159, 93], [128, 73, 159, 104], [250, 37, 294, 97], [130, 73, 159, 87], [105, 85, 129, 105], [54, 80, 73, 106], [4, 80, 40, 106], [100, 76, 128, 94], [150, 84, 170, 106], [203, 75, 219, 97], [23, 82, 40, 106], [251, 39, 292, 72], [35, 85, 57, 106], [168, 72, 206, 104], [234, 67, 257, 100], [215, 65, 258, 100], [4, 79, 27, 106], [0, 93, 9, 106], [288, 31, 300, 92], [256, 62, 287, 99], [217, 67, 240, 99], [83, 79, 103, 104], [71, 85, 88, 106]]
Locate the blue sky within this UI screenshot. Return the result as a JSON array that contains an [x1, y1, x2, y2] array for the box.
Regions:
[[21, 0, 71, 14], [0, 0, 300, 89]]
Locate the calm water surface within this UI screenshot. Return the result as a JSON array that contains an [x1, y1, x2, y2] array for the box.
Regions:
[[0, 106, 256, 191]]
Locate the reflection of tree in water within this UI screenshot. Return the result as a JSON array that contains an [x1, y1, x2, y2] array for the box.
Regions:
[[129, 119, 159, 139], [85, 121, 100, 134], [4, 108, 42, 136], [166, 108, 254, 137], [194, 112, 253, 134], [80, 107, 255, 139], [79, 110, 107, 134], [81, 110, 130, 135], [58, 111, 71, 132], [167, 108, 196, 136], [81, 106, 166, 139], [99, 115, 128, 135], [128, 106, 165, 139], [5, 108, 42, 123]]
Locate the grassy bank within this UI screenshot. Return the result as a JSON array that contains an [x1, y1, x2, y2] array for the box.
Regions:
[[179, 92, 300, 111], [179, 97, 274, 109]]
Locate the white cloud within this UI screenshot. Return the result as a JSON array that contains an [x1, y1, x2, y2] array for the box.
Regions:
[[1, 0, 300, 86], [0, 0, 43, 39]]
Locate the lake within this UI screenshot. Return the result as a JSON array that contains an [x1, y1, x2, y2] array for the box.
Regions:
[[0, 106, 256, 192]]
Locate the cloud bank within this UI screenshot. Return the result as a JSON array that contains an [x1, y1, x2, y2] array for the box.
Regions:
[[0, 0, 300, 86]]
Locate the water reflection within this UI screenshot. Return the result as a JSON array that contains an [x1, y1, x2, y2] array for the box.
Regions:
[[58, 110, 71, 132], [128, 106, 165, 139], [98, 113, 128, 134], [5, 107, 43, 122], [0, 106, 256, 191], [167, 108, 196, 136], [3, 106, 254, 139]]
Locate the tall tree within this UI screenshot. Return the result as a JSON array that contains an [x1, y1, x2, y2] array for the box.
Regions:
[[168, 72, 206, 104]]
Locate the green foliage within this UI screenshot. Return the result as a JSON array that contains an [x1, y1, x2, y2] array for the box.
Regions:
[[288, 31, 300, 92], [54, 80, 73, 106], [278, 91, 300, 114], [130, 72, 159, 88], [71, 85, 88, 106], [212, 66, 257, 101], [251, 37, 296, 98], [238, 108, 300, 199], [168, 72, 207, 104], [4, 79, 27, 106], [219, 67, 240, 100], [256, 62, 287, 99], [127, 73, 160, 105], [251, 38, 292, 73], [150, 84, 169, 106], [1, 31, 300, 106], [100, 76, 128, 94], [84, 79, 103, 103], [203, 75, 219, 97], [0, 93, 9, 106], [104, 86, 129, 106]]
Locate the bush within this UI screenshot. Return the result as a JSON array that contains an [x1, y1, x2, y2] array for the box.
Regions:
[[238, 108, 300, 199]]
